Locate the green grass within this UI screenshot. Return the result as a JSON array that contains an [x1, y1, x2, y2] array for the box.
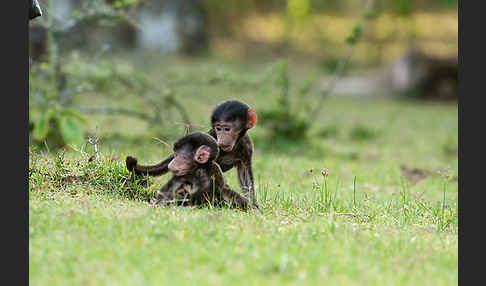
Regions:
[[29, 56, 457, 286]]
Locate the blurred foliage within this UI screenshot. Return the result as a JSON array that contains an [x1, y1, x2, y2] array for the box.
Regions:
[[200, 0, 457, 15], [349, 125, 380, 141], [346, 23, 364, 45], [29, 0, 457, 148], [393, 0, 415, 16], [108, 0, 139, 10], [259, 0, 380, 141], [30, 0, 191, 150], [259, 60, 312, 140], [317, 125, 340, 139], [287, 0, 310, 22], [442, 135, 457, 157], [29, 0, 88, 149], [29, 94, 87, 149], [201, 0, 457, 65]]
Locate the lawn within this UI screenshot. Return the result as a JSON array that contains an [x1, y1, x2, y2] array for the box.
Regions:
[[29, 56, 458, 286]]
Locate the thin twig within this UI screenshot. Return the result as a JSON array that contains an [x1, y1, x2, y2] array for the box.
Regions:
[[87, 126, 100, 162], [173, 122, 204, 135], [308, 0, 376, 123], [309, 48, 354, 122], [152, 137, 171, 148]]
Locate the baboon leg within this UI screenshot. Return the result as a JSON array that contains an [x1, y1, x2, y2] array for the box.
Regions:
[[237, 161, 256, 204]]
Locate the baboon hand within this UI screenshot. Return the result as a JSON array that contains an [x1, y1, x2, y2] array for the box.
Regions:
[[126, 156, 138, 171], [252, 202, 263, 214]]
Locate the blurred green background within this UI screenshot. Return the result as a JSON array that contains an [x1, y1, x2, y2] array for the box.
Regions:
[[29, 0, 457, 150]]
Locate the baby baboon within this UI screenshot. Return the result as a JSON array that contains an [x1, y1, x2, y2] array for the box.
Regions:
[[127, 100, 258, 204], [127, 132, 255, 210]]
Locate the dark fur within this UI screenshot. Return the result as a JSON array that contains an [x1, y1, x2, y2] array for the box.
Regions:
[[126, 100, 257, 204], [173, 131, 219, 162], [154, 161, 253, 210], [128, 132, 254, 210]]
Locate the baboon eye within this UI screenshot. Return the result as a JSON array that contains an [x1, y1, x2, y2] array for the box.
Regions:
[[224, 127, 230, 132], [216, 127, 222, 132]]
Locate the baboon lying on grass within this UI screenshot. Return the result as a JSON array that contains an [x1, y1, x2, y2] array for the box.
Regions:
[[127, 132, 257, 211]]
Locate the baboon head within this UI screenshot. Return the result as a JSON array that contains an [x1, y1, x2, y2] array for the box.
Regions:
[[210, 100, 257, 152], [168, 132, 219, 176]]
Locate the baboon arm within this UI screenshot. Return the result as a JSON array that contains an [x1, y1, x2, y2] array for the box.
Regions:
[[212, 163, 261, 210], [209, 163, 248, 209], [237, 161, 256, 204], [127, 154, 174, 177], [155, 177, 184, 205], [220, 184, 255, 211]]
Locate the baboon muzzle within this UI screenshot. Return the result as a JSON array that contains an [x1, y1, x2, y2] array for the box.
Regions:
[[217, 136, 235, 151]]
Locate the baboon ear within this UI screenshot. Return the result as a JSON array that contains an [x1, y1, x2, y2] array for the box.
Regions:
[[194, 145, 211, 164], [246, 109, 257, 129]]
